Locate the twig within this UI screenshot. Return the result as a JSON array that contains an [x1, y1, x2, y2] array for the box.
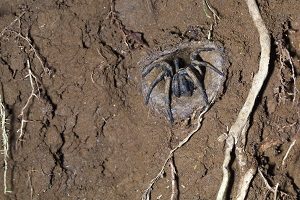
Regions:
[[0, 96, 12, 194], [217, 0, 271, 199], [202, 0, 212, 19], [281, 139, 296, 166]]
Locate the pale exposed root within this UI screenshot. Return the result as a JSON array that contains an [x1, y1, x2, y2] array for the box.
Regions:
[[0, 12, 25, 37], [0, 11, 49, 194], [236, 121, 250, 172], [1, 13, 49, 146], [217, 0, 271, 199], [207, 24, 214, 40], [0, 12, 51, 75], [17, 60, 40, 145], [8, 30, 51, 75], [0, 95, 12, 194], [203, 0, 220, 23], [276, 41, 298, 104], [258, 169, 289, 198], [258, 169, 276, 194], [169, 156, 179, 200], [26, 169, 36, 199], [217, 134, 233, 200], [202, 0, 220, 40], [235, 122, 257, 200], [236, 167, 256, 200], [274, 183, 279, 200], [142, 104, 212, 200], [281, 139, 296, 166]]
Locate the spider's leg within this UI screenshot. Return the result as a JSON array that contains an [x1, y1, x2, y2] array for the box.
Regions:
[[188, 64, 204, 77], [190, 48, 215, 61], [142, 61, 173, 77], [192, 60, 224, 76], [164, 76, 174, 123], [145, 71, 166, 104], [142, 63, 158, 78], [161, 62, 173, 76], [186, 67, 209, 105]]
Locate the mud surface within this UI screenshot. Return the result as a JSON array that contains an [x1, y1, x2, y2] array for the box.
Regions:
[[0, 0, 299, 199]]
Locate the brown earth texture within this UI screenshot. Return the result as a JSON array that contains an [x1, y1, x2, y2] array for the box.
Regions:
[[0, 0, 300, 199]]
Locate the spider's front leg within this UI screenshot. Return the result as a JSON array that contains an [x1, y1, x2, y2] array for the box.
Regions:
[[145, 71, 166, 104], [144, 68, 174, 123], [142, 61, 173, 78], [190, 48, 224, 76], [190, 47, 215, 61], [143, 61, 173, 104]]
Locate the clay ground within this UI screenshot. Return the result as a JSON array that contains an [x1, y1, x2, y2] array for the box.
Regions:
[[0, 0, 299, 199]]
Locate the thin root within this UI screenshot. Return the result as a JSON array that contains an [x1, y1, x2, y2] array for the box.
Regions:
[[0, 12, 51, 75], [258, 169, 289, 198], [203, 0, 220, 24], [142, 103, 213, 200], [169, 156, 179, 200], [27, 169, 36, 199], [0, 12, 25, 37], [281, 139, 296, 166], [7, 30, 51, 75], [276, 41, 298, 104], [17, 60, 40, 145], [0, 96, 12, 194]]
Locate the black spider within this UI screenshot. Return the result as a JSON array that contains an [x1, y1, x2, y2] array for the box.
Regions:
[[142, 48, 224, 123]]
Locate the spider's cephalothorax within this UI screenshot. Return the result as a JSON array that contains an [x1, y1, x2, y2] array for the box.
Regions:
[[142, 48, 224, 123]]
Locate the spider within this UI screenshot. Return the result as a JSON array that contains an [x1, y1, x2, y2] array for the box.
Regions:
[[142, 48, 224, 123]]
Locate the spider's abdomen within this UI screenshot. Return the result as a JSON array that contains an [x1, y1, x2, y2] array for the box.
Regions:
[[172, 73, 194, 97]]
